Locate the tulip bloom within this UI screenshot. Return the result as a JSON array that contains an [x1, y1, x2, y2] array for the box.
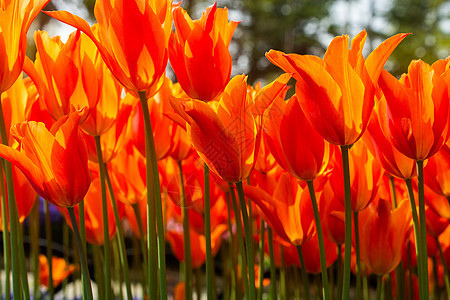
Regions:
[[46, 0, 173, 95], [359, 198, 411, 275], [266, 30, 408, 146], [171, 74, 289, 182], [363, 98, 417, 179], [264, 93, 330, 181], [378, 59, 450, 161], [0, 0, 50, 93], [424, 144, 450, 197], [0, 111, 91, 207], [39, 255, 77, 288], [169, 3, 238, 101]]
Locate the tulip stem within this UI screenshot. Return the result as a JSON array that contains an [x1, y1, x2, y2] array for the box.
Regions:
[[104, 162, 134, 300], [67, 206, 93, 300], [94, 136, 112, 300], [0, 163, 11, 300], [340, 145, 352, 300], [178, 161, 193, 300], [45, 201, 54, 299], [296, 245, 311, 300], [225, 192, 239, 299], [376, 276, 383, 300], [258, 218, 265, 300], [30, 199, 40, 300], [138, 90, 167, 300], [203, 164, 214, 300], [436, 236, 450, 296], [404, 178, 424, 297], [131, 202, 149, 290], [229, 183, 250, 300], [416, 160, 429, 299], [389, 177, 398, 208], [267, 227, 277, 300], [0, 93, 22, 300], [307, 180, 330, 300], [236, 181, 256, 300], [354, 211, 361, 300]]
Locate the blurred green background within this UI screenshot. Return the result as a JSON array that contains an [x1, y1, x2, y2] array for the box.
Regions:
[[29, 0, 450, 85]]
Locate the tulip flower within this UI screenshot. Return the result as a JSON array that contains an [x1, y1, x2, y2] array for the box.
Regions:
[[424, 144, 450, 198], [359, 198, 411, 275], [266, 30, 408, 146], [169, 3, 238, 101], [0, 111, 90, 207], [45, 0, 173, 95], [0, 0, 50, 93], [39, 255, 77, 288], [171, 74, 289, 182]]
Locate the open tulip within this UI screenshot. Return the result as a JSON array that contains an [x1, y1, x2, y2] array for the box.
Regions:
[[45, 0, 173, 95], [266, 30, 408, 146], [424, 144, 450, 198], [171, 74, 290, 182], [169, 2, 238, 101], [39, 255, 77, 288], [0, 111, 90, 207], [0, 0, 50, 93], [378, 58, 450, 161]]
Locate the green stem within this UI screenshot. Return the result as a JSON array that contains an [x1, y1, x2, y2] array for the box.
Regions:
[[203, 164, 214, 300], [389, 176, 398, 208], [258, 218, 265, 300], [436, 236, 450, 297], [337, 244, 343, 300], [433, 255, 441, 300], [0, 94, 22, 300], [296, 245, 311, 300], [93, 245, 105, 300], [112, 237, 124, 300], [340, 145, 352, 300], [45, 201, 54, 299], [306, 180, 330, 300], [62, 221, 69, 299], [354, 211, 361, 300], [103, 162, 133, 300], [131, 202, 149, 291], [67, 206, 93, 300], [267, 227, 277, 300], [376, 276, 383, 300], [178, 161, 192, 300], [138, 90, 167, 299], [363, 268, 370, 300], [280, 245, 286, 300], [236, 181, 256, 300], [225, 192, 239, 300], [94, 136, 111, 300], [0, 163, 10, 300], [30, 199, 40, 300], [395, 261, 404, 300], [229, 183, 249, 300], [416, 160, 429, 299], [404, 178, 423, 297], [78, 199, 87, 299], [194, 267, 202, 300]]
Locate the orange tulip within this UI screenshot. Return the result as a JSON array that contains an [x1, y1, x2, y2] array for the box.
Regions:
[[169, 3, 238, 101], [264, 93, 330, 181], [46, 0, 173, 94], [39, 255, 77, 288], [319, 181, 346, 246], [171, 74, 290, 182], [266, 30, 408, 146], [0, 111, 91, 207], [328, 140, 382, 212], [245, 172, 315, 246], [359, 198, 411, 275], [0, 0, 50, 93], [59, 175, 122, 245], [378, 58, 450, 161], [424, 144, 450, 197], [363, 98, 417, 179], [166, 223, 227, 269], [298, 232, 338, 274]]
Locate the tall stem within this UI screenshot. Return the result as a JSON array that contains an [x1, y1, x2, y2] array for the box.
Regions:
[[416, 160, 429, 299], [45, 201, 54, 299], [138, 91, 167, 299], [104, 162, 133, 300], [340, 145, 352, 300], [354, 211, 361, 300], [404, 178, 423, 296], [67, 206, 93, 300], [236, 181, 256, 300], [203, 164, 214, 299], [131, 202, 149, 290], [267, 227, 277, 300], [376, 276, 383, 300], [94, 136, 111, 300], [229, 183, 249, 300], [0, 163, 10, 300], [436, 236, 450, 297], [0, 93, 22, 300], [178, 161, 192, 300], [296, 245, 311, 300], [306, 180, 329, 299], [257, 218, 265, 300]]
